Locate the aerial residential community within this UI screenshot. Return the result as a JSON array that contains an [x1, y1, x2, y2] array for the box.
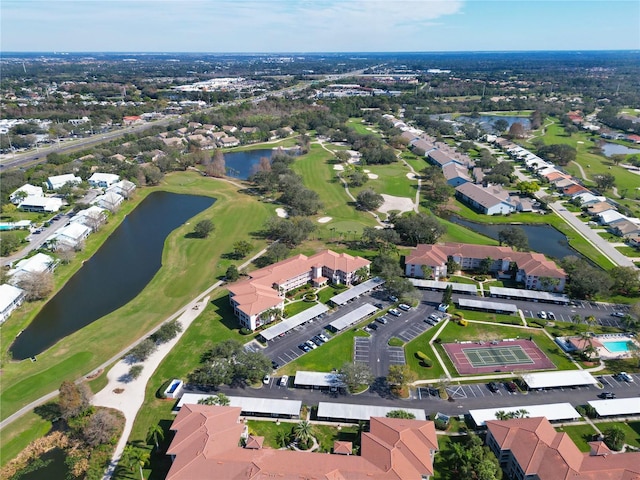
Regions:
[[1, 2, 640, 480]]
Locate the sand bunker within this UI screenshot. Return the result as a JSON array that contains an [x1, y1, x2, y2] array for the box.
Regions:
[[275, 208, 288, 218], [333, 164, 344, 171], [317, 217, 332, 223], [406, 172, 417, 180], [367, 173, 379, 179], [378, 194, 415, 214]]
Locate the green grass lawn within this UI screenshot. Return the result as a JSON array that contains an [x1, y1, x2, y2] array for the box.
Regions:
[[453, 309, 524, 325], [245, 420, 359, 452], [594, 421, 640, 449], [1, 173, 274, 424], [284, 300, 317, 317], [555, 424, 597, 452], [291, 143, 377, 233], [0, 411, 52, 467], [346, 118, 382, 137], [351, 162, 417, 199], [279, 328, 370, 376], [447, 276, 479, 285], [388, 337, 405, 347], [439, 217, 500, 246], [615, 245, 640, 257], [246, 420, 296, 449], [405, 324, 445, 380]]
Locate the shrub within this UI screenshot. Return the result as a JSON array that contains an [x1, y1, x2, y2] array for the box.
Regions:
[[420, 359, 433, 368], [434, 418, 448, 431], [239, 327, 252, 335], [415, 351, 429, 361], [434, 338, 442, 344], [459, 319, 468, 327]]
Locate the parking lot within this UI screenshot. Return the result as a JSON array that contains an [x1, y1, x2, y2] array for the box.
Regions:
[[353, 337, 370, 363], [416, 373, 640, 401]]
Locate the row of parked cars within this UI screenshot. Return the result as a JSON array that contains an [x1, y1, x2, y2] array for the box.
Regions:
[[487, 381, 518, 393], [298, 333, 329, 352], [424, 312, 445, 326]]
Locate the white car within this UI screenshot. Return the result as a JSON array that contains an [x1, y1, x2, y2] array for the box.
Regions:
[[318, 333, 329, 342], [539, 311, 547, 319], [263, 374, 270, 384], [619, 372, 634, 382], [611, 311, 626, 318], [398, 303, 411, 311], [280, 375, 289, 387], [389, 308, 402, 317]]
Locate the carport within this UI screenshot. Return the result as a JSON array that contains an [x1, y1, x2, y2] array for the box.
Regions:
[[327, 303, 378, 332], [522, 370, 598, 389], [409, 279, 478, 295], [330, 277, 385, 306], [588, 398, 640, 417], [489, 286, 569, 304], [259, 304, 329, 341], [294, 371, 345, 390], [457, 298, 518, 314], [470, 402, 581, 426], [316, 402, 426, 422], [175, 394, 302, 418]]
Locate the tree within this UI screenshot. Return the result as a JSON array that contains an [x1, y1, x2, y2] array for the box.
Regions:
[[348, 170, 369, 187], [516, 181, 540, 196], [208, 149, 226, 177], [59, 380, 91, 420], [265, 217, 315, 246], [386, 364, 416, 395], [603, 425, 626, 451], [356, 188, 384, 211], [498, 226, 529, 251], [275, 428, 290, 448], [386, 410, 416, 419], [121, 445, 150, 480], [508, 122, 525, 138], [537, 144, 577, 166], [493, 119, 509, 133], [83, 410, 120, 447], [193, 219, 214, 238], [0, 232, 22, 256], [197, 393, 230, 406], [127, 338, 157, 363], [150, 319, 183, 344], [338, 362, 374, 393], [146, 423, 165, 452], [17, 270, 54, 301], [478, 257, 493, 275], [393, 212, 446, 246], [441, 285, 453, 306], [266, 242, 290, 262], [609, 266, 640, 294], [232, 240, 253, 258], [560, 256, 613, 299], [225, 264, 240, 282], [293, 420, 314, 446], [594, 173, 616, 191], [233, 350, 272, 384]]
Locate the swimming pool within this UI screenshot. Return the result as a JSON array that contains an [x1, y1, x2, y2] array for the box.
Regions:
[[602, 340, 632, 353]]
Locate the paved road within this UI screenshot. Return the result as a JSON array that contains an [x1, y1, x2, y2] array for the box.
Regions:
[[210, 371, 640, 418], [549, 200, 636, 267]]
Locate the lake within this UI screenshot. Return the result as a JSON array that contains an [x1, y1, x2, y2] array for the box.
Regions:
[[223, 147, 299, 179], [600, 142, 640, 158], [449, 216, 581, 261], [10, 191, 214, 360], [431, 113, 531, 133]]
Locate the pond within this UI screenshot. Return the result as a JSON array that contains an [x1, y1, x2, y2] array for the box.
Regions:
[[223, 147, 299, 180], [600, 142, 640, 158], [10, 191, 214, 361], [11, 448, 69, 480], [430, 113, 531, 133], [449, 216, 581, 261]]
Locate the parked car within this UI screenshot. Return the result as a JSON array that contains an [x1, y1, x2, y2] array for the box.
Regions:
[[505, 381, 518, 393], [424, 318, 435, 325], [398, 303, 411, 311], [619, 372, 634, 382], [547, 312, 556, 320], [376, 316, 388, 324], [263, 374, 271, 384], [374, 303, 383, 309], [438, 303, 449, 312], [389, 308, 402, 317], [611, 311, 626, 317], [280, 375, 289, 387], [312, 336, 323, 346], [428, 313, 440, 322], [318, 333, 329, 342], [368, 322, 379, 331], [539, 311, 547, 319], [487, 382, 500, 392], [598, 392, 616, 399], [271, 361, 280, 370], [306, 340, 317, 349], [388, 295, 399, 302], [299, 343, 311, 352]]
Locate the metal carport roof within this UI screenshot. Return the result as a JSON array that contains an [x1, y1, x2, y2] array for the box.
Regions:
[[330, 277, 385, 305], [470, 403, 580, 426], [328, 303, 378, 331], [588, 398, 640, 417], [260, 304, 329, 341], [317, 402, 426, 421], [522, 370, 598, 389]]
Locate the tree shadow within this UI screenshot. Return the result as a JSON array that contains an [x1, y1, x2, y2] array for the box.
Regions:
[[369, 376, 392, 398], [33, 401, 61, 422]]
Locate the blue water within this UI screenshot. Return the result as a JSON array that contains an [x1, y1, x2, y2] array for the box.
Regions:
[[602, 340, 631, 353], [600, 142, 640, 158], [223, 148, 300, 179], [10, 192, 214, 360]]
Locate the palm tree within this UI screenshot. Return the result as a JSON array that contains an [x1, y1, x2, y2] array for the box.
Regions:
[[121, 445, 150, 480], [495, 410, 509, 420], [515, 409, 529, 418], [146, 424, 165, 452], [275, 429, 289, 448], [293, 420, 313, 446]]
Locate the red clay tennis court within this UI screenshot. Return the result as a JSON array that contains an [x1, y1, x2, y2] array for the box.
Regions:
[[443, 339, 556, 375]]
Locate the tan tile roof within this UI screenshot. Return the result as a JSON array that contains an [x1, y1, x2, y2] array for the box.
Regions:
[[486, 417, 640, 480], [406, 243, 565, 280], [333, 441, 353, 455], [167, 405, 438, 480], [227, 250, 370, 318]]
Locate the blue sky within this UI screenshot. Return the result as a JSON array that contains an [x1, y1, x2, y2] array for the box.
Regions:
[[2, 0, 639, 52]]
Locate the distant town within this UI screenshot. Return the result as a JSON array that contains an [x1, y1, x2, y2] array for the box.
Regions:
[[1, 51, 639, 480]]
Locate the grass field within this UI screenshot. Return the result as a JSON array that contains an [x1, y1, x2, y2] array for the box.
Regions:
[[594, 421, 640, 449], [0, 172, 274, 423], [351, 163, 417, 199], [346, 118, 382, 137]]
